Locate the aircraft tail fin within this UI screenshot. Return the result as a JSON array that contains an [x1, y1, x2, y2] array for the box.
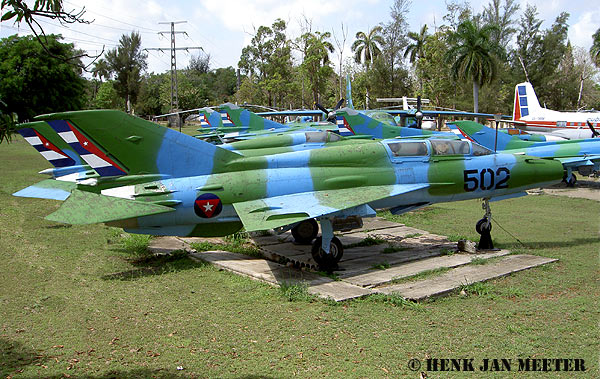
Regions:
[[198, 107, 223, 129], [336, 108, 441, 139], [35, 110, 242, 179], [513, 82, 542, 120], [17, 122, 78, 168], [219, 103, 286, 131], [346, 74, 354, 110], [447, 120, 529, 151]]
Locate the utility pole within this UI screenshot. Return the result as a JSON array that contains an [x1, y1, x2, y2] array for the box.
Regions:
[[145, 21, 203, 129]]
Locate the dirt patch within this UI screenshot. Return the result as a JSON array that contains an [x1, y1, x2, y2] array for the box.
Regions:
[[542, 177, 600, 202]]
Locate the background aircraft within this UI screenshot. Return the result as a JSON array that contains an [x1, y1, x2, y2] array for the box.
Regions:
[[512, 82, 600, 139], [15, 110, 564, 270]]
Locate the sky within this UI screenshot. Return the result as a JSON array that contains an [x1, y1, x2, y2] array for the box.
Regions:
[[0, 0, 598, 76]]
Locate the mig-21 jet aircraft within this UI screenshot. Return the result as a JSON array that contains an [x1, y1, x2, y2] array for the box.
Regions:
[[448, 120, 600, 187], [14, 110, 564, 270]]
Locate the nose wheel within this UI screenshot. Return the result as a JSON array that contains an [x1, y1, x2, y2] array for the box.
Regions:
[[311, 236, 343, 272], [476, 199, 494, 250], [311, 218, 344, 272]]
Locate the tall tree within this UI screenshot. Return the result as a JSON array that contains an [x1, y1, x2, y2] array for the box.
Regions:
[[332, 22, 348, 100], [238, 19, 293, 107], [352, 26, 385, 70], [446, 20, 501, 114], [481, 0, 520, 46], [105, 32, 147, 113], [0, 34, 86, 122], [352, 26, 384, 108], [300, 31, 335, 105], [404, 25, 428, 64], [443, 0, 473, 31], [591, 28, 600, 68], [514, 4, 543, 82], [382, 0, 411, 96], [92, 58, 111, 82], [533, 12, 570, 107]]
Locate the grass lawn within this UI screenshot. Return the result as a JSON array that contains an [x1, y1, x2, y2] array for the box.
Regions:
[[1, 136, 598, 378]]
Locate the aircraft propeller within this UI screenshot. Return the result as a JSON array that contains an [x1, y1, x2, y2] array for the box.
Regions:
[[587, 121, 599, 138], [415, 95, 424, 129], [315, 98, 345, 123]]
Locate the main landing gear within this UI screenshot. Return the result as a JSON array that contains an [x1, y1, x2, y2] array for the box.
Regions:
[[476, 199, 494, 250], [563, 171, 577, 187], [566, 173, 577, 187], [310, 218, 343, 272], [291, 219, 319, 245]]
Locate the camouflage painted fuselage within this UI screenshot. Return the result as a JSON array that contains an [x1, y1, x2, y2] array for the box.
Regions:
[[105, 139, 562, 237]]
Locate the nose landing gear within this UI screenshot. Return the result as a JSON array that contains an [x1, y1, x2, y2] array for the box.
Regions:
[[310, 218, 344, 272], [476, 199, 494, 250]]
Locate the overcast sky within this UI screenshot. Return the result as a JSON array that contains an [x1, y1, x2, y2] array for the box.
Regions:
[[1, 0, 598, 75]]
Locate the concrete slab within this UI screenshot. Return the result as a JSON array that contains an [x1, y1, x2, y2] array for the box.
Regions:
[[147, 236, 192, 254], [377, 254, 557, 300], [307, 281, 373, 302], [150, 217, 558, 302], [346, 250, 510, 287], [189, 250, 371, 301]]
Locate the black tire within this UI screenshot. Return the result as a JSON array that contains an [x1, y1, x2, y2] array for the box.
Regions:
[[476, 218, 492, 234], [567, 174, 577, 187], [311, 236, 343, 270], [291, 219, 318, 244]]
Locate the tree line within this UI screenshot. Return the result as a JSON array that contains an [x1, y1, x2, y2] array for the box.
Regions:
[[2, 0, 600, 143]]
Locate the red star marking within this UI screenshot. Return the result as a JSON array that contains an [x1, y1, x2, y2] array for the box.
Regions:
[[195, 198, 220, 218]]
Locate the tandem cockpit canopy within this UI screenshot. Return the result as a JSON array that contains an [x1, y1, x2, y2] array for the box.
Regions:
[[305, 131, 343, 143], [384, 139, 493, 158]]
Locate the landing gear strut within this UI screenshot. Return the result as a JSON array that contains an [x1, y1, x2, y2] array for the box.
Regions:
[[476, 199, 494, 250], [311, 218, 343, 272], [566, 173, 577, 187]]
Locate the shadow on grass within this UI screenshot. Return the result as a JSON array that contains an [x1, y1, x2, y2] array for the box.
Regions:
[[101, 252, 209, 281], [43, 372, 279, 379], [498, 237, 599, 250], [44, 223, 72, 229], [0, 337, 47, 377]]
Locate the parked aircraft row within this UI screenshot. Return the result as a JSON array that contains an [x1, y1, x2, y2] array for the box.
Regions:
[[12, 82, 600, 270]]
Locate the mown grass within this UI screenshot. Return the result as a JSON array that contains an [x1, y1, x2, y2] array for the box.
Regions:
[[1, 137, 599, 377], [190, 232, 263, 258]]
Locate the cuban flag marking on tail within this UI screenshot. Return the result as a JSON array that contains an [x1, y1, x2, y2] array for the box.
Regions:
[[446, 123, 474, 142], [219, 110, 235, 127], [193, 193, 222, 218], [200, 114, 212, 128], [17, 128, 75, 167], [47, 120, 127, 177], [335, 115, 355, 136]]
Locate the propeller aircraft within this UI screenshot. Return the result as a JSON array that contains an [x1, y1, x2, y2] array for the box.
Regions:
[[511, 82, 600, 140]]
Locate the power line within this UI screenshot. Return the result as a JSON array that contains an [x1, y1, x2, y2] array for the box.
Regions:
[[35, 19, 121, 44], [0, 24, 118, 48], [63, 0, 161, 32], [145, 21, 203, 113]]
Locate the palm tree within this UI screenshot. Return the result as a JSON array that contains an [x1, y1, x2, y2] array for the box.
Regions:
[[352, 26, 385, 69], [92, 58, 111, 83], [591, 28, 600, 68], [404, 24, 429, 63], [351, 26, 384, 108], [445, 20, 501, 115]]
